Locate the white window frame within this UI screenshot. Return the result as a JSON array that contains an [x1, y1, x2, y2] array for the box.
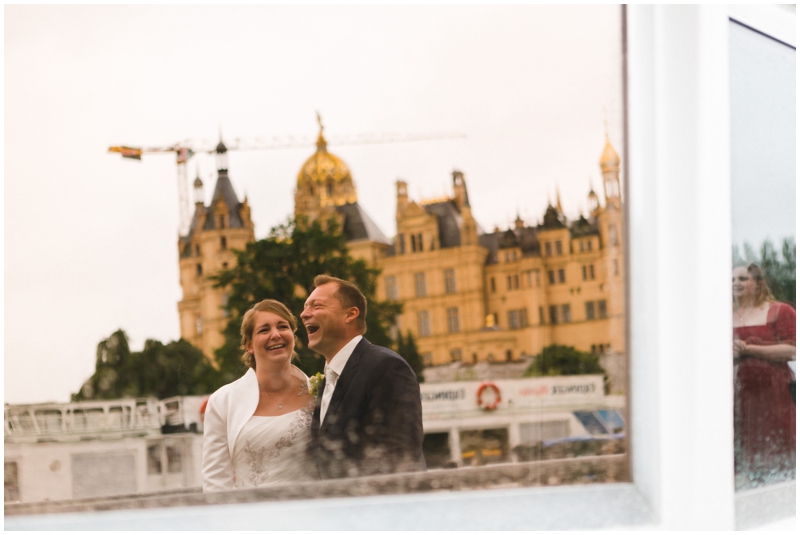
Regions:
[[5, 5, 795, 530]]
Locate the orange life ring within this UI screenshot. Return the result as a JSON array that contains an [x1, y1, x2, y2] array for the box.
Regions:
[[476, 381, 501, 411]]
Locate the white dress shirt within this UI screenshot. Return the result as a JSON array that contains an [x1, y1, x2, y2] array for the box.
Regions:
[[320, 335, 362, 423]]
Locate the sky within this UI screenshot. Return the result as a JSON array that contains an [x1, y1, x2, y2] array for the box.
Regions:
[[5, 5, 624, 404], [729, 21, 796, 254]]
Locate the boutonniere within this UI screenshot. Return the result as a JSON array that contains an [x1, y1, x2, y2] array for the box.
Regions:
[[308, 372, 325, 398]]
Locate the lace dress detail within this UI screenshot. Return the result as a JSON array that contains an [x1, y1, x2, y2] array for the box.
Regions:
[[232, 405, 313, 488]]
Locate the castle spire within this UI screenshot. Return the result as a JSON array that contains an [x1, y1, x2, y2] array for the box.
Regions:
[[556, 186, 563, 214], [315, 111, 327, 152]]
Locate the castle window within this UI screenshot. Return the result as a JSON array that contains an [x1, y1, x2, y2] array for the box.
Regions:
[[609, 224, 618, 246], [508, 310, 520, 329], [590, 265, 595, 279], [446, 307, 460, 333], [545, 242, 552, 256], [444, 269, 456, 294], [219, 215, 225, 229], [587, 240, 593, 251], [549, 305, 559, 325], [504, 251, 509, 263], [414, 272, 427, 297], [221, 293, 229, 318], [526, 270, 532, 286], [196, 317, 203, 335], [326, 182, 333, 197], [556, 241, 563, 255], [385, 276, 398, 300], [580, 241, 585, 253], [418, 233, 423, 252], [534, 269, 540, 286], [450, 348, 462, 362], [397, 234, 405, 254], [582, 266, 588, 280], [196, 264, 203, 276], [558, 269, 565, 283], [538, 307, 545, 325], [586, 301, 596, 320], [506, 349, 513, 362], [195, 245, 200, 256], [417, 311, 431, 337], [561, 304, 572, 323], [410, 234, 416, 252], [490, 277, 496, 293], [598, 300, 608, 318], [220, 237, 227, 250], [222, 262, 228, 269], [548, 270, 555, 285]]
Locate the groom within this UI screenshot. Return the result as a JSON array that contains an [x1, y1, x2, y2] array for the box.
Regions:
[[302, 274, 425, 479]]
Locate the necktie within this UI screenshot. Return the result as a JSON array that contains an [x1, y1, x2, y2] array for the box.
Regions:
[[320, 368, 338, 423]]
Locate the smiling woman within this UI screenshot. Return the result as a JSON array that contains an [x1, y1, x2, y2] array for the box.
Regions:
[[202, 299, 316, 491]]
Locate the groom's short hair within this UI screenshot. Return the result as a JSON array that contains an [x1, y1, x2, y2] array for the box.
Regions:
[[313, 275, 367, 334]]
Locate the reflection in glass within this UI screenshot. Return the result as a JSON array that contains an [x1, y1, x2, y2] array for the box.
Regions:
[[4, 4, 628, 511], [729, 19, 796, 490]]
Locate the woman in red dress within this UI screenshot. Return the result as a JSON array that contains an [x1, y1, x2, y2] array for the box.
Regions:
[[732, 263, 795, 488]]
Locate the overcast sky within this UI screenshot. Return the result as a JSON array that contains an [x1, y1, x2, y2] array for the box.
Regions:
[[5, 5, 624, 404], [729, 21, 796, 254]]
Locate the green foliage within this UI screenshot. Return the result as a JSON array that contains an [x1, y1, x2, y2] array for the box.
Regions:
[[211, 216, 402, 379], [525, 344, 606, 377], [733, 237, 796, 308], [72, 330, 222, 401], [396, 330, 425, 383]]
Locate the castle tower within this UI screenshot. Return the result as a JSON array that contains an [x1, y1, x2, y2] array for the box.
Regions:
[[294, 114, 358, 223], [596, 135, 625, 356], [177, 140, 255, 362], [600, 133, 621, 209]]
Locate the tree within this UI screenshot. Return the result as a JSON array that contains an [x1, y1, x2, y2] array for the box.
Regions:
[[525, 344, 606, 377], [73, 330, 223, 401], [396, 330, 425, 383], [211, 216, 402, 379]]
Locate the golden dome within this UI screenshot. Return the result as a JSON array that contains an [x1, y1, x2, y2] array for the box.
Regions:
[[297, 119, 352, 186], [600, 135, 620, 169]]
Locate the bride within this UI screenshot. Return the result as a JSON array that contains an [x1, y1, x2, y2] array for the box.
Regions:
[[202, 299, 316, 491]]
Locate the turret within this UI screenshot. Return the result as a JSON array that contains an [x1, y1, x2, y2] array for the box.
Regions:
[[452, 170, 470, 209], [396, 179, 409, 217], [600, 134, 621, 207]]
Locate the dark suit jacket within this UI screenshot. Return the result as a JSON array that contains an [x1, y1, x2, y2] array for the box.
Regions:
[[309, 337, 425, 479]]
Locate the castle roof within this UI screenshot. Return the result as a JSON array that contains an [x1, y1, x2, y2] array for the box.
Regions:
[[600, 135, 620, 169], [335, 202, 391, 245], [297, 117, 352, 187], [203, 172, 244, 230], [423, 200, 464, 249]]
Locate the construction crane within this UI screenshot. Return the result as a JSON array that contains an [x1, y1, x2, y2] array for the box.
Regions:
[[109, 118, 465, 236]]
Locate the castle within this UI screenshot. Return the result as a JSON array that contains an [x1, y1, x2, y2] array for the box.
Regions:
[[177, 121, 625, 369]]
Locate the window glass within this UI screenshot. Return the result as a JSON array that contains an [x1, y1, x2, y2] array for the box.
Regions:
[[3, 3, 627, 513], [385, 276, 398, 300], [729, 19, 796, 491], [414, 272, 427, 297], [444, 269, 456, 294]]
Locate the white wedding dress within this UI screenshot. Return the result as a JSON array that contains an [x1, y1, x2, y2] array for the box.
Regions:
[[231, 405, 314, 488]]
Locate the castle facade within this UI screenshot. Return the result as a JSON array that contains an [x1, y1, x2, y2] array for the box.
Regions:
[[178, 123, 625, 369]]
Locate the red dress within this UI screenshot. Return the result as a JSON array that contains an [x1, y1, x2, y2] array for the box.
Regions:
[[733, 302, 796, 485]]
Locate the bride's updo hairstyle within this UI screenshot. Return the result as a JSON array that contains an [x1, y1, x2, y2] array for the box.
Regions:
[[240, 299, 299, 370]]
